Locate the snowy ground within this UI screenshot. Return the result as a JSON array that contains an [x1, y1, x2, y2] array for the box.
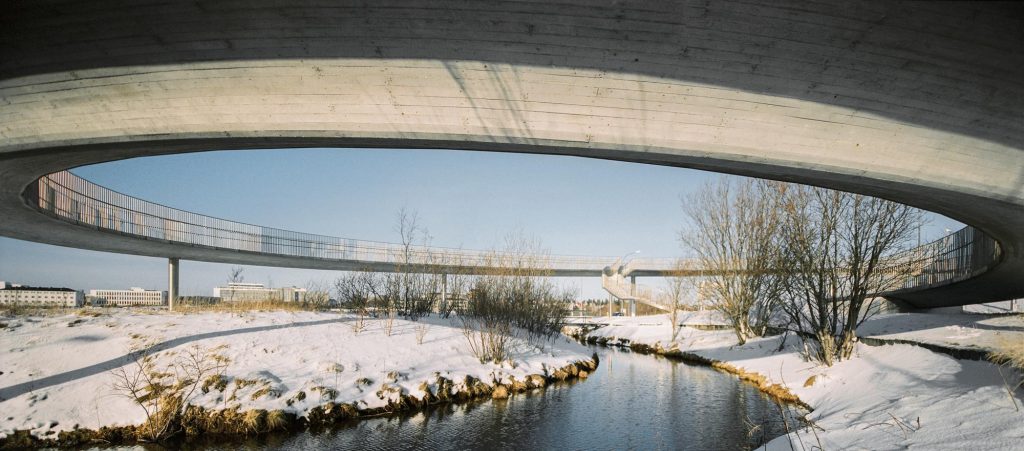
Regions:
[[581, 312, 1024, 450], [859, 311, 1024, 353], [0, 310, 590, 440]]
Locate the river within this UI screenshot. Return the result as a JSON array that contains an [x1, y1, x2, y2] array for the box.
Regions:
[[149, 346, 799, 451]]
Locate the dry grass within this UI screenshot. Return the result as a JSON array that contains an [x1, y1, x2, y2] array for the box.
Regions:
[[803, 375, 817, 388], [266, 409, 289, 431], [241, 409, 266, 433], [989, 334, 1024, 370], [250, 385, 281, 401], [311, 385, 339, 401], [227, 378, 273, 402], [285, 390, 306, 406], [0, 305, 102, 317], [111, 345, 230, 441], [988, 334, 1024, 411], [201, 374, 229, 394], [174, 299, 310, 314]]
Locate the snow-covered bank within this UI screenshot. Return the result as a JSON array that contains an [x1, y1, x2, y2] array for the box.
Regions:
[[0, 310, 594, 446], [576, 313, 1024, 450]]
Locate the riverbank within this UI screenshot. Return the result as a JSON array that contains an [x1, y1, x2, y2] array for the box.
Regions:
[[572, 312, 1024, 450], [0, 310, 596, 448]]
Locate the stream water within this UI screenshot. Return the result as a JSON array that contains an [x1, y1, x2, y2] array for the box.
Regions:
[[150, 346, 799, 451]]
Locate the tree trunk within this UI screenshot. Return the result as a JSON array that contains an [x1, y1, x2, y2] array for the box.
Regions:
[[735, 319, 751, 345], [838, 328, 857, 360], [816, 331, 836, 366]]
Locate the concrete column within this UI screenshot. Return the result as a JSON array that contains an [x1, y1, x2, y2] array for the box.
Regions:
[[168, 257, 179, 311], [441, 273, 447, 311], [630, 276, 637, 317]]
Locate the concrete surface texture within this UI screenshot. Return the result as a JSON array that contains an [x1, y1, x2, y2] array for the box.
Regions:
[[0, 1, 1021, 306]]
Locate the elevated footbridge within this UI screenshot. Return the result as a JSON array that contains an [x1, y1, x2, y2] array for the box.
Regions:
[[29, 170, 994, 312], [1, 0, 1021, 308], [30, 170, 683, 277]]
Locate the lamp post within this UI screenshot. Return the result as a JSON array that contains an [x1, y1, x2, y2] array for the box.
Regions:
[[618, 251, 639, 316], [612, 250, 641, 273]]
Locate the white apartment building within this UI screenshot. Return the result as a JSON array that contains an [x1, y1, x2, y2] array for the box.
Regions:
[[88, 287, 167, 306], [0, 283, 84, 307], [214, 282, 307, 303]]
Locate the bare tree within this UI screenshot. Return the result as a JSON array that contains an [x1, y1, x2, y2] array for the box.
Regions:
[[225, 266, 244, 303], [664, 260, 691, 341], [334, 271, 377, 333], [303, 280, 331, 309], [679, 178, 785, 344], [383, 207, 444, 320], [775, 185, 923, 365]]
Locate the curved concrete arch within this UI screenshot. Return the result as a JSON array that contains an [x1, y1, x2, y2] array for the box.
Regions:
[[1, 1, 1022, 307]]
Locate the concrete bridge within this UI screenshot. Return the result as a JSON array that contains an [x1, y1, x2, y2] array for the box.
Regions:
[[1, 1, 1021, 308]]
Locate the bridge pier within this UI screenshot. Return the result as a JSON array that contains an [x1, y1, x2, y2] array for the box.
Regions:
[[168, 257, 179, 311], [630, 276, 637, 317], [441, 273, 447, 312]]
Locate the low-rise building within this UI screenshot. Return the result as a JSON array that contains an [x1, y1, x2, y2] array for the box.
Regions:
[[88, 287, 166, 306], [214, 283, 307, 303], [0, 284, 84, 307]]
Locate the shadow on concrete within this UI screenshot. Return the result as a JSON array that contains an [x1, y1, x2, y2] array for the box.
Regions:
[[2, 1, 1021, 151]]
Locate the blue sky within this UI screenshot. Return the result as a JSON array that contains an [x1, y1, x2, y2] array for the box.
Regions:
[[0, 148, 963, 298]]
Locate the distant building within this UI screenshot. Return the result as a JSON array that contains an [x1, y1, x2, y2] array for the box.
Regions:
[[214, 283, 307, 303], [0, 284, 84, 307], [88, 287, 167, 307]]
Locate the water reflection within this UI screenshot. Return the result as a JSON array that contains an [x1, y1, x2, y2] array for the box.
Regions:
[[116, 347, 800, 451]]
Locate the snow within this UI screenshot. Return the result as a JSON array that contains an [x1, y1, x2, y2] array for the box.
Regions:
[[859, 311, 1024, 353], [580, 312, 1024, 450], [0, 310, 590, 439]]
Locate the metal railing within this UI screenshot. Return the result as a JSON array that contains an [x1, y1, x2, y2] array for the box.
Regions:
[[29, 170, 1000, 293], [31, 170, 679, 273], [881, 226, 1001, 293]]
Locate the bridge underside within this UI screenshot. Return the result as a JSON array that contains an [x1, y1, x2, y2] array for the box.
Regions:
[[1, 1, 1022, 308]]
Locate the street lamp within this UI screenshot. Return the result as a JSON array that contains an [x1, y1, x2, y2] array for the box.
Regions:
[[613, 250, 641, 273]]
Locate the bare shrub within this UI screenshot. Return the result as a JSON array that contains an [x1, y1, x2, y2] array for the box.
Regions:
[[462, 317, 514, 364], [351, 316, 367, 334], [111, 345, 230, 442], [381, 307, 397, 336], [460, 232, 572, 362], [415, 323, 430, 345]]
